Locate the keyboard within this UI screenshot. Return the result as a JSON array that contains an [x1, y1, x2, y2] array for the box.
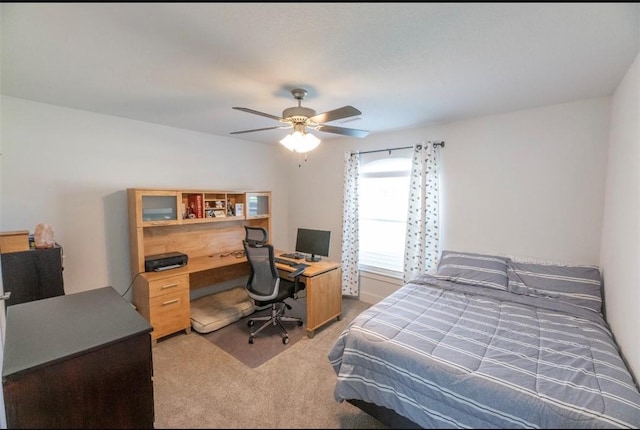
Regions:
[[280, 252, 305, 260], [274, 257, 309, 269]]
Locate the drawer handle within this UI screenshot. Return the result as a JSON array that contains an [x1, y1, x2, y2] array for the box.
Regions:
[[160, 283, 179, 290], [162, 298, 180, 306]]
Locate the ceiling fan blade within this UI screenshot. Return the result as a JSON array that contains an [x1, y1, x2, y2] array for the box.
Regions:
[[315, 125, 369, 138], [232, 107, 282, 121], [230, 125, 290, 135], [308, 106, 361, 124]]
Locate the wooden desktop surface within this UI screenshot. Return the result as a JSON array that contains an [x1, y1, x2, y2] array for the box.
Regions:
[[142, 249, 340, 282], [272, 250, 341, 276]]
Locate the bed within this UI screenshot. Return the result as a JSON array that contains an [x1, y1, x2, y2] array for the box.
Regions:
[[328, 251, 640, 428]]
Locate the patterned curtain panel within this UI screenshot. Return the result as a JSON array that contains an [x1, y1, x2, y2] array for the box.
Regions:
[[341, 151, 360, 296], [404, 142, 440, 283]]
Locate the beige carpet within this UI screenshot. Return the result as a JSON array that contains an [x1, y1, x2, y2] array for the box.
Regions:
[[151, 297, 389, 429]]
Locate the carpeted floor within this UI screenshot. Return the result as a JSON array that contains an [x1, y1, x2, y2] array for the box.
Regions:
[[152, 297, 388, 429], [199, 296, 307, 368]]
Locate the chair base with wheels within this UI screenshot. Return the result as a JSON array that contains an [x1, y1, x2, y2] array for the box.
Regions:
[[247, 300, 303, 344]]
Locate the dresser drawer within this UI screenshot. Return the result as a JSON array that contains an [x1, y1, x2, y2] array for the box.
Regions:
[[147, 274, 188, 299], [149, 288, 190, 339]]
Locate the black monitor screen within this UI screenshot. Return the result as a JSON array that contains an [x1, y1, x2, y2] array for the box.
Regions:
[[295, 228, 331, 262]]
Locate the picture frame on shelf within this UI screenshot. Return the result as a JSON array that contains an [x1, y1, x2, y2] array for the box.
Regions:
[[213, 209, 226, 218], [235, 203, 244, 217]]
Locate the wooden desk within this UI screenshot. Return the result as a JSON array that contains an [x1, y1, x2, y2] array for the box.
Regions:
[[274, 251, 342, 338], [128, 188, 273, 342], [2, 287, 154, 428], [133, 250, 342, 340]]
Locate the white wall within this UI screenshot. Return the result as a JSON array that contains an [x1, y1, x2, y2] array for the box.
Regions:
[[289, 97, 611, 303], [600, 52, 640, 379], [0, 6, 7, 423], [284, 144, 346, 258], [438, 98, 610, 263], [0, 96, 291, 300]]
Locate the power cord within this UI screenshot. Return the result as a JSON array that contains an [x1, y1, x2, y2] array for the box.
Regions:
[[219, 250, 245, 258], [120, 271, 144, 298]]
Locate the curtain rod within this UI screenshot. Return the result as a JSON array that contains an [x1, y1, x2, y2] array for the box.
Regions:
[[353, 141, 445, 156]]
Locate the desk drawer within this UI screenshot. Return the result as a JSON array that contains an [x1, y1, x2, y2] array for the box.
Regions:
[[149, 288, 190, 339], [147, 274, 188, 299]]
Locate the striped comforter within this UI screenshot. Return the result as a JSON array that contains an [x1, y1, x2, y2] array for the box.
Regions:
[[328, 274, 640, 428]]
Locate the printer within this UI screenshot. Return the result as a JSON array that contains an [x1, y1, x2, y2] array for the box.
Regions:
[[144, 252, 188, 272]]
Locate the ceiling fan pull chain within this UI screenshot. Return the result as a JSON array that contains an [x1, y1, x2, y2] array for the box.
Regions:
[[297, 152, 309, 168]]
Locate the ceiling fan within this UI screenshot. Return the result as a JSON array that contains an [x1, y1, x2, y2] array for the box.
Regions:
[[230, 88, 370, 139]]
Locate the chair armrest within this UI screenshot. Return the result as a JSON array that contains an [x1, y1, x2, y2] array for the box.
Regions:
[[282, 266, 306, 299], [288, 266, 306, 278]]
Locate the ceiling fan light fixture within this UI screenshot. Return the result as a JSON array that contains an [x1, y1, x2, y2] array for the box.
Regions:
[[231, 88, 369, 145], [279, 131, 321, 153]]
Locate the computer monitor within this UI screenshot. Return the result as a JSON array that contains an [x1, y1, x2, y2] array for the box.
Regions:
[[295, 228, 331, 262]]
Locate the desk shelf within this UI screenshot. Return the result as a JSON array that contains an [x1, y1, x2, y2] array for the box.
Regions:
[[139, 190, 180, 226], [130, 189, 260, 227]]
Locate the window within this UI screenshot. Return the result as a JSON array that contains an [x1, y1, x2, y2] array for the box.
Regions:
[[358, 157, 411, 275]]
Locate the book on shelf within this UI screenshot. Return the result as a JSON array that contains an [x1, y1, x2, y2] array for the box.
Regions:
[[187, 194, 203, 218]]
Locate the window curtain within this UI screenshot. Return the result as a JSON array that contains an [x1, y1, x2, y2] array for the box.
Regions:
[[341, 151, 360, 296], [404, 142, 440, 283]]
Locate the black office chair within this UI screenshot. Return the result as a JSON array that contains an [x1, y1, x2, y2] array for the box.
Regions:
[[242, 226, 304, 344]]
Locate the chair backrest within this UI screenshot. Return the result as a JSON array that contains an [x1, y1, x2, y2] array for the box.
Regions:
[[242, 240, 280, 302], [244, 226, 268, 246]]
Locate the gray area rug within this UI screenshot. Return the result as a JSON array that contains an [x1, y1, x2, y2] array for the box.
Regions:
[[199, 296, 307, 368]]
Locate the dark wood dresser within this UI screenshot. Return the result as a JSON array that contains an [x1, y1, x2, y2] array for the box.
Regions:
[[2, 287, 154, 428], [1, 244, 65, 307]]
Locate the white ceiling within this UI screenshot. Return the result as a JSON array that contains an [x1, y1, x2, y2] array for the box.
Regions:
[[2, 3, 638, 145]]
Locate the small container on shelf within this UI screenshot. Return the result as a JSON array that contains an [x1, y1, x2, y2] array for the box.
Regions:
[[0, 230, 30, 254], [235, 203, 244, 217]]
